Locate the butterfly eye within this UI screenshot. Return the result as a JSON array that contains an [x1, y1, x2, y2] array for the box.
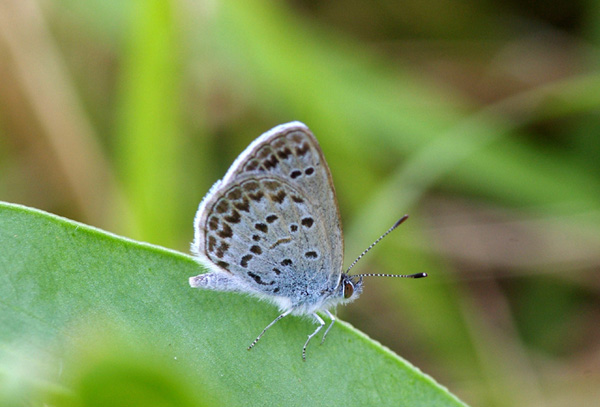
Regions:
[[343, 281, 354, 299]]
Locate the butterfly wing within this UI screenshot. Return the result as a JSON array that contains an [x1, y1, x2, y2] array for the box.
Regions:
[[191, 122, 344, 308]]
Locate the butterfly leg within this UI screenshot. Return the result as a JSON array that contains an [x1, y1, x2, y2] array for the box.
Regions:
[[248, 309, 292, 351], [320, 310, 336, 345], [302, 313, 325, 361]]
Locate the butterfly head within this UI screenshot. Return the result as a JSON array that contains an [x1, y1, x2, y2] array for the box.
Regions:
[[337, 273, 363, 303]]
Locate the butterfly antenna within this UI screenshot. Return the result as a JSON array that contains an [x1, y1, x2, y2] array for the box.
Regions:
[[345, 215, 426, 279], [355, 271, 427, 278]]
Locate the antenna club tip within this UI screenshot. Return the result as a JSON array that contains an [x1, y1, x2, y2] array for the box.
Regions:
[[393, 215, 409, 228], [404, 272, 427, 278]]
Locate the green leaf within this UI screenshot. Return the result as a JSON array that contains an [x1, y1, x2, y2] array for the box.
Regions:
[[0, 202, 467, 406]]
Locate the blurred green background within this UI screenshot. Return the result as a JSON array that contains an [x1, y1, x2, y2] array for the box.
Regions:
[[1, 0, 599, 406]]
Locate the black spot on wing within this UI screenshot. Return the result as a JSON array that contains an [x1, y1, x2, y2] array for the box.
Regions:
[[224, 210, 241, 224], [270, 190, 287, 204], [305, 251, 318, 259], [217, 223, 233, 238], [301, 217, 314, 228], [240, 254, 253, 268], [247, 271, 273, 285]]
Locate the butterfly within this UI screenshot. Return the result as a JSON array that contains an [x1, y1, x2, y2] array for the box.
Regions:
[[189, 122, 426, 360]]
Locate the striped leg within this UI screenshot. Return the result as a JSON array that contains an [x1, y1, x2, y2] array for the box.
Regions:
[[302, 312, 325, 361], [320, 310, 336, 345], [247, 309, 292, 351]]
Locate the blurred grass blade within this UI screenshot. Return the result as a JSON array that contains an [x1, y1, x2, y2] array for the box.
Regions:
[[115, 0, 182, 246]]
